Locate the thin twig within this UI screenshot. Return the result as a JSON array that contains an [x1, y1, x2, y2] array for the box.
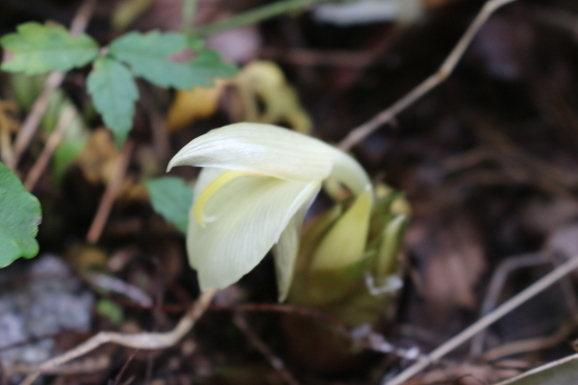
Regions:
[[24, 107, 76, 190], [470, 118, 578, 191], [481, 320, 578, 361], [10, 73, 64, 169], [0, 102, 18, 166], [141, 87, 170, 162], [19, 289, 216, 385], [181, 0, 198, 36], [234, 314, 301, 385], [84, 272, 153, 308], [113, 349, 139, 385], [493, 351, 578, 385], [9, 0, 96, 169], [212, 303, 348, 332], [385, 255, 578, 385], [192, 0, 338, 37], [9, 356, 110, 375], [69, 0, 96, 34], [471, 251, 578, 357], [261, 47, 376, 68], [338, 0, 520, 151], [86, 139, 134, 244], [470, 252, 553, 356], [0, 123, 11, 166]]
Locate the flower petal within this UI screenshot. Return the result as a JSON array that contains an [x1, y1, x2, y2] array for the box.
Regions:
[[189, 167, 226, 268], [195, 167, 227, 196], [167, 123, 334, 181], [310, 188, 373, 270], [187, 174, 321, 291], [328, 146, 372, 195], [272, 204, 310, 302], [193, 169, 247, 226]]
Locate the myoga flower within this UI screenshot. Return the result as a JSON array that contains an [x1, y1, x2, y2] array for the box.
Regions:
[[167, 123, 372, 300]]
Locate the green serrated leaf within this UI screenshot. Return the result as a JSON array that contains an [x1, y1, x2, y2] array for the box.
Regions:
[[87, 57, 138, 146], [108, 31, 194, 88], [186, 50, 237, 87], [0, 22, 98, 75], [0, 162, 42, 268], [145, 176, 193, 233], [108, 31, 236, 89]]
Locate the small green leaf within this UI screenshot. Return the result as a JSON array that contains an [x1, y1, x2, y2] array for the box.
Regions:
[[96, 299, 124, 326], [145, 177, 193, 233], [186, 50, 237, 87], [87, 57, 138, 145], [108, 31, 193, 88], [0, 22, 98, 74], [0, 162, 42, 267]]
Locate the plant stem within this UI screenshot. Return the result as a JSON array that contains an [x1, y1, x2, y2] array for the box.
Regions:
[[193, 0, 338, 37], [9, 0, 96, 170], [338, 0, 519, 150], [181, 0, 198, 36], [24, 107, 76, 191]]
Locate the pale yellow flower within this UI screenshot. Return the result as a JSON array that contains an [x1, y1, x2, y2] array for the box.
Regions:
[[167, 123, 371, 300]]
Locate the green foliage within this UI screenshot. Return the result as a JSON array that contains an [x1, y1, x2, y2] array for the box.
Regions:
[[109, 31, 236, 89], [87, 58, 138, 145], [96, 299, 124, 326], [0, 162, 42, 267], [109, 31, 192, 88], [0, 24, 237, 147], [0, 23, 98, 75], [145, 176, 193, 233], [187, 50, 237, 87]]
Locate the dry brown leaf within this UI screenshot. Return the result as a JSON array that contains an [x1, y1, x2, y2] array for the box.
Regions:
[[406, 213, 486, 335], [66, 244, 109, 272], [76, 128, 120, 184]]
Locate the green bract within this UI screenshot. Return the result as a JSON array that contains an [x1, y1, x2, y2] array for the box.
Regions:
[[167, 123, 372, 300]]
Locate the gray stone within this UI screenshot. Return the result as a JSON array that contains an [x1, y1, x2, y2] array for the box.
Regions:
[[0, 254, 94, 367]]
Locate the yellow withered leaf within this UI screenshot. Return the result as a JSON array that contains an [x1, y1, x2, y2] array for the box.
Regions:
[[166, 82, 226, 131], [234, 61, 312, 134]]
